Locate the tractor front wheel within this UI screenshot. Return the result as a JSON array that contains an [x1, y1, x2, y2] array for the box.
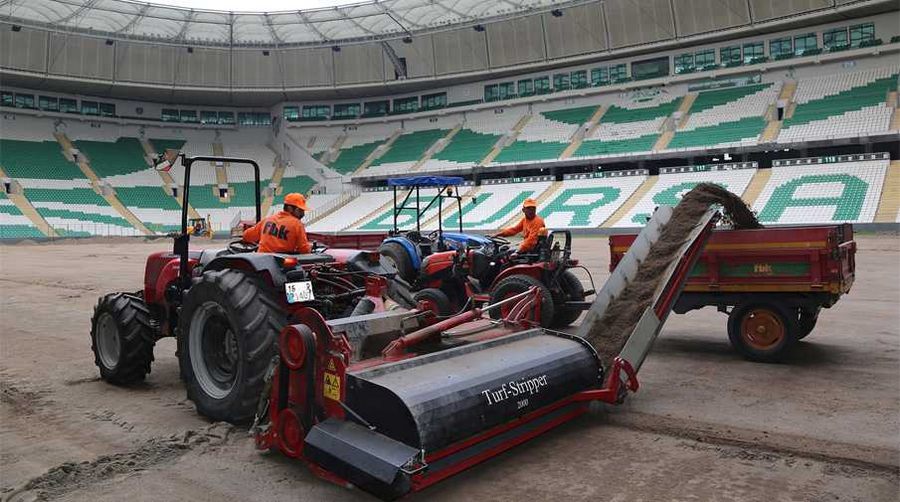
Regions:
[[413, 288, 453, 317], [178, 269, 285, 423], [91, 293, 156, 385], [488, 275, 555, 328]]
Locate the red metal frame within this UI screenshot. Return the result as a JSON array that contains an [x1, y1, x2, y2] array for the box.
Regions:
[[254, 285, 641, 496], [610, 225, 856, 294]]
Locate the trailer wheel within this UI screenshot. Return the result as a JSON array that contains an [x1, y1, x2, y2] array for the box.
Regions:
[[413, 288, 453, 317], [178, 269, 285, 423], [379, 242, 416, 282], [796, 307, 821, 340], [489, 275, 555, 328], [551, 270, 585, 327], [91, 293, 157, 384], [727, 303, 798, 363]]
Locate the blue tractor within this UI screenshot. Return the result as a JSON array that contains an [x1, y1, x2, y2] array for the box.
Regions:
[[377, 176, 492, 282]]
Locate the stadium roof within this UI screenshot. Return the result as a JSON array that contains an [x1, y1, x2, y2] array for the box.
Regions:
[[1, 0, 588, 47]]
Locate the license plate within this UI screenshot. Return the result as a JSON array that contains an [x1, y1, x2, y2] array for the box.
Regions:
[[285, 280, 315, 303]]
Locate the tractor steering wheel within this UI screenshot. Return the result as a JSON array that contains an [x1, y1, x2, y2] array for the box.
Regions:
[[425, 229, 442, 242], [489, 235, 510, 246], [228, 240, 258, 254]]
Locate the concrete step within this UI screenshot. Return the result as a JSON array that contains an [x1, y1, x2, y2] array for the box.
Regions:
[[740, 168, 772, 207], [874, 161, 900, 223], [676, 93, 698, 129], [0, 166, 57, 237], [759, 120, 783, 143], [652, 130, 675, 152], [561, 105, 605, 159], [601, 176, 658, 227], [412, 124, 462, 172], [480, 113, 532, 166], [104, 191, 153, 235]]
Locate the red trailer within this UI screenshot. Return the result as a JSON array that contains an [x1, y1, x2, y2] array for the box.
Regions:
[[610, 224, 856, 362]]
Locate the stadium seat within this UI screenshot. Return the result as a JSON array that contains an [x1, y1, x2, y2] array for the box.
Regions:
[[752, 160, 888, 224]]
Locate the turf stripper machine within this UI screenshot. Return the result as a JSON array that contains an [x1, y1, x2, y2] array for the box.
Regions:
[[253, 205, 720, 499]]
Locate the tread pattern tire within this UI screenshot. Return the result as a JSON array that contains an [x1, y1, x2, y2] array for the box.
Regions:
[[551, 270, 585, 327], [178, 269, 285, 424], [727, 302, 798, 363], [91, 293, 156, 385], [488, 275, 555, 328], [379, 242, 416, 283], [413, 288, 453, 317]]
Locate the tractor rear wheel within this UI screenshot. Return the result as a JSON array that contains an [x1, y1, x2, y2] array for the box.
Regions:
[[379, 242, 416, 283], [488, 275, 555, 328], [551, 270, 585, 327], [178, 269, 285, 424], [91, 293, 156, 385], [727, 302, 798, 363]]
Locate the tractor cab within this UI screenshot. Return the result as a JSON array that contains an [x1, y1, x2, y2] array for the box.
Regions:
[[378, 176, 490, 283]]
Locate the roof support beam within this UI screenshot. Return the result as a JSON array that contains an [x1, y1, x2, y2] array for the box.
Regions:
[[115, 3, 150, 34], [176, 9, 197, 41], [54, 0, 100, 24], [335, 7, 378, 36], [374, 3, 424, 31], [263, 13, 282, 45], [297, 11, 328, 43]]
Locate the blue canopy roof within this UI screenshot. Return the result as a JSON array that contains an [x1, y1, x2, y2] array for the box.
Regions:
[[387, 176, 464, 187]]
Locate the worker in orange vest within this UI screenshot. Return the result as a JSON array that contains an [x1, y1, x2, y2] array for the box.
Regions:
[[242, 193, 312, 254], [490, 198, 547, 255]]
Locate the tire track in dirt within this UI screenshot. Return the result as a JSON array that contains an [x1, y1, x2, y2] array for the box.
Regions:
[[1, 423, 239, 502], [599, 409, 900, 475]]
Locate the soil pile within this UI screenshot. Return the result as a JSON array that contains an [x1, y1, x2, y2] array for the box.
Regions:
[[584, 183, 760, 373]]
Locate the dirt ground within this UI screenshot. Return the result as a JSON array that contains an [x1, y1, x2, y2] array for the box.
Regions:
[[0, 234, 898, 501]]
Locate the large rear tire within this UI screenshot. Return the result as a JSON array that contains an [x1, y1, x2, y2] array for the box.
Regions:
[[727, 303, 798, 363], [379, 241, 416, 283], [488, 275, 555, 328], [551, 270, 585, 327], [178, 269, 285, 423], [91, 293, 156, 385]]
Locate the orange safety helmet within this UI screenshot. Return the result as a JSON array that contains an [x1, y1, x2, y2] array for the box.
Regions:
[[284, 193, 309, 211], [522, 198, 538, 209]]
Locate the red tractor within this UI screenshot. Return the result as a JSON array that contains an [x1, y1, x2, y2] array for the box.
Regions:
[[90, 152, 402, 423], [410, 230, 594, 328]]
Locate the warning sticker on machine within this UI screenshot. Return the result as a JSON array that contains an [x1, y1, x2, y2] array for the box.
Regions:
[[323, 372, 341, 401]]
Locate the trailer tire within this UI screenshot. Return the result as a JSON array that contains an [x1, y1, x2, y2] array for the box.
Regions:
[[796, 307, 821, 340], [551, 270, 585, 327], [379, 242, 416, 283], [489, 275, 555, 328], [413, 288, 453, 317], [727, 303, 798, 363], [91, 293, 156, 385], [178, 269, 285, 424]]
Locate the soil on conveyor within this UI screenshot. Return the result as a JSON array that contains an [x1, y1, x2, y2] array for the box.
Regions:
[[584, 183, 762, 373]]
